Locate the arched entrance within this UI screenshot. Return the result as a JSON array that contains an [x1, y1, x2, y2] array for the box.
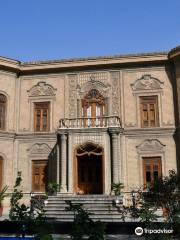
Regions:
[[74, 142, 103, 194]]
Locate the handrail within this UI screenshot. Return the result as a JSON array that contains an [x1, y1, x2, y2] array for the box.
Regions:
[[59, 116, 121, 128]]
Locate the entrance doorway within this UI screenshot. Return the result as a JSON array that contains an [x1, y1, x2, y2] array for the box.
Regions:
[[32, 160, 47, 192], [75, 142, 103, 194]]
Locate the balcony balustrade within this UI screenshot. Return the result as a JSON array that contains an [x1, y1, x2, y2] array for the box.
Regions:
[[59, 116, 121, 129]]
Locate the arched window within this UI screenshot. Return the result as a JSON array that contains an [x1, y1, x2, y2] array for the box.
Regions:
[[0, 156, 3, 190], [0, 94, 7, 130], [82, 89, 105, 126]]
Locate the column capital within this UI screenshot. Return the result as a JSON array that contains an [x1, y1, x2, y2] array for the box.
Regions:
[[108, 127, 120, 135], [60, 133, 67, 141]]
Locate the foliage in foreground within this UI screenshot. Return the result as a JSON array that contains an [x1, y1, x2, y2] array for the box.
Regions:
[[0, 185, 8, 205], [113, 170, 180, 239], [65, 200, 105, 240], [9, 171, 52, 239]]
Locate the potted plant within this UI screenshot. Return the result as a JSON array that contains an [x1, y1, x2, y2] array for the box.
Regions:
[[47, 182, 60, 196], [111, 182, 124, 196], [0, 185, 8, 217]]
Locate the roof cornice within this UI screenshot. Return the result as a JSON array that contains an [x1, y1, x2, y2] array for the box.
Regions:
[[0, 51, 170, 74]]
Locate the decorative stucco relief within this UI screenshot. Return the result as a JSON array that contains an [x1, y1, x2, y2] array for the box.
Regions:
[[68, 74, 78, 118], [110, 71, 120, 115], [77, 78, 111, 99], [136, 139, 165, 154], [74, 134, 103, 146], [27, 143, 52, 157], [27, 81, 57, 97], [78, 72, 108, 87], [131, 74, 164, 92]]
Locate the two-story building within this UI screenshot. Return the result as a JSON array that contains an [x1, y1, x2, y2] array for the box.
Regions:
[[0, 46, 180, 215]]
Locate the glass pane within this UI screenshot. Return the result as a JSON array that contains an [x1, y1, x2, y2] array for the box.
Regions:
[[0, 105, 5, 129], [36, 110, 41, 131], [153, 165, 158, 171], [87, 106, 92, 117], [146, 165, 151, 171], [42, 110, 47, 130], [96, 105, 101, 117], [154, 171, 158, 181], [146, 171, 151, 183]]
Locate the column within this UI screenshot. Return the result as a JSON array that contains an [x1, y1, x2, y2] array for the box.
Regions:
[[67, 133, 73, 193], [56, 143, 60, 186], [109, 128, 120, 184], [60, 133, 67, 193]]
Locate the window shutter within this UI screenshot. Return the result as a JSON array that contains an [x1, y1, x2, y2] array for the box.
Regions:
[[140, 96, 159, 127], [34, 102, 50, 132]]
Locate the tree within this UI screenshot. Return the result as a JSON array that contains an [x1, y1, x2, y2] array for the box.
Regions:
[[65, 200, 105, 240], [9, 171, 52, 239]]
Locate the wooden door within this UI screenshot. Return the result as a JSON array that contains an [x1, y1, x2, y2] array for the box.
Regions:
[[32, 161, 47, 192], [143, 157, 162, 188], [77, 155, 102, 194]]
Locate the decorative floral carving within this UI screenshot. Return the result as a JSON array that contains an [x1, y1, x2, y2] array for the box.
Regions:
[[131, 74, 164, 91], [27, 81, 56, 97], [78, 79, 110, 99], [68, 74, 78, 118], [76, 142, 102, 156], [78, 72, 108, 86], [27, 143, 51, 155], [136, 139, 165, 153], [111, 71, 120, 115]]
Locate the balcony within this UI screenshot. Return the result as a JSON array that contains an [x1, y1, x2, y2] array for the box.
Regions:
[[59, 116, 121, 129]]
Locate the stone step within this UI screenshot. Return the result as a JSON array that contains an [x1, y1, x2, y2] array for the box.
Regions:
[[45, 207, 117, 213], [46, 198, 121, 202], [45, 209, 120, 214], [45, 195, 124, 222]]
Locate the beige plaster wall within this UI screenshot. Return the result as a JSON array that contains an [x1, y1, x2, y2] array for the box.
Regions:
[[0, 71, 17, 131], [19, 74, 65, 132], [0, 139, 14, 190], [123, 136, 176, 190], [122, 68, 175, 128]]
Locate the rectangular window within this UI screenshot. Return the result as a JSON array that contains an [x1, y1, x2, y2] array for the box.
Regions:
[[34, 102, 50, 132], [140, 96, 159, 128], [0, 101, 6, 130], [143, 157, 162, 188], [32, 160, 47, 192]]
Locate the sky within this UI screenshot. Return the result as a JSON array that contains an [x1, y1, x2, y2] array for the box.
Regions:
[[0, 0, 179, 62]]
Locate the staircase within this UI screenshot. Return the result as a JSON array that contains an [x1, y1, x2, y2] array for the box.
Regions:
[[44, 194, 124, 222]]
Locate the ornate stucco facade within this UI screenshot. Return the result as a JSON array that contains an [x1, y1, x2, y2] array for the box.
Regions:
[[0, 46, 180, 215]]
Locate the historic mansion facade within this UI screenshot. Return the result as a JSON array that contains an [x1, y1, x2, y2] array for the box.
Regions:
[[0, 46, 180, 214]]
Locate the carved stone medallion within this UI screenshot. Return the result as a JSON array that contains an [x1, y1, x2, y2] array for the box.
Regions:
[[27, 81, 57, 97], [131, 74, 164, 91]]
